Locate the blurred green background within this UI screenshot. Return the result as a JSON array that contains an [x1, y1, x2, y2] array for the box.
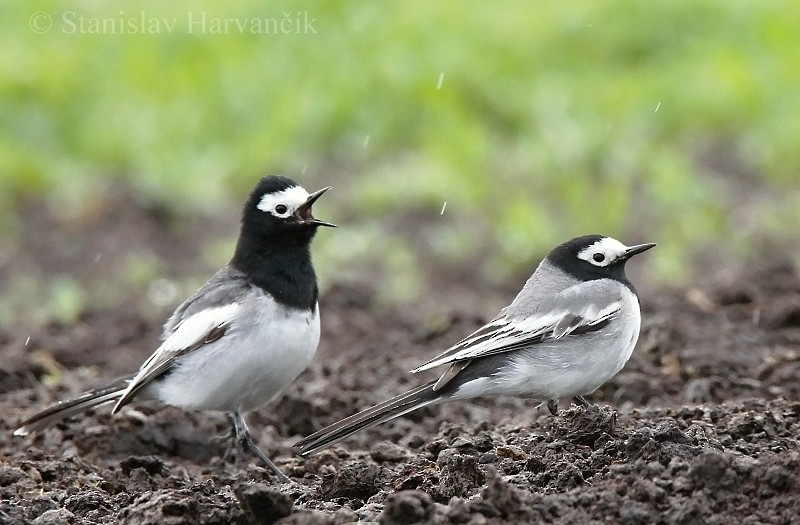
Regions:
[[2, 0, 799, 328]]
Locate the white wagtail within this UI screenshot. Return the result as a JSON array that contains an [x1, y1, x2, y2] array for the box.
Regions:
[[15, 175, 335, 482], [295, 234, 654, 456]]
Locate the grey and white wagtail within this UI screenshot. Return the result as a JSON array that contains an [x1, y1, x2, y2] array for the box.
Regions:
[[295, 234, 654, 456], [15, 175, 335, 482]]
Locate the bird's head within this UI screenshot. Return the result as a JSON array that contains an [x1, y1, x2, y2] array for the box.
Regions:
[[547, 234, 655, 283], [241, 175, 336, 244]]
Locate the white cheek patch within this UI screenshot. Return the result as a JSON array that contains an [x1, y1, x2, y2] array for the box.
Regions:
[[257, 186, 310, 217], [578, 237, 628, 267]]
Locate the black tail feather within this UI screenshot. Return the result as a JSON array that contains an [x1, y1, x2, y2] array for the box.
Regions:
[[14, 379, 129, 436], [294, 381, 440, 457]]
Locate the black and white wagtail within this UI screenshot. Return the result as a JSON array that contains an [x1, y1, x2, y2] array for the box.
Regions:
[[295, 234, 654, 456], [15, 175, 335, 482]]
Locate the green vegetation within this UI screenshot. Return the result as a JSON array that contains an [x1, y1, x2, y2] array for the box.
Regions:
[[2, 1, 799, 324]]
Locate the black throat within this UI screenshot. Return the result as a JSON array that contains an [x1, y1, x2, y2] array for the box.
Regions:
[[230, 228, 319, 311]]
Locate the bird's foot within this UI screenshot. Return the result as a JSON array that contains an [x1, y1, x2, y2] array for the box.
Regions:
[[210, 422, 239, 461], [231, 412, 292, 484]]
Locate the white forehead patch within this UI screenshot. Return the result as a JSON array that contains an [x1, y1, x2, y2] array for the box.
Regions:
[[256, 186, 309, 218], [577, 237, 629, 267]]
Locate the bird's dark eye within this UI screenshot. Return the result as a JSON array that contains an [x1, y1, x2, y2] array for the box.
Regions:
[[592, 253, 605, 263], [275, 204, 288, 215]]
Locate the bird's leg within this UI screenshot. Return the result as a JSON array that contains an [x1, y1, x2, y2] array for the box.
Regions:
[[547, 399, 559, 416], [216, 414, 239, 460], [207, 415, 236, 458], [232, 411, 291, 483], [574, 395, 593, 408]]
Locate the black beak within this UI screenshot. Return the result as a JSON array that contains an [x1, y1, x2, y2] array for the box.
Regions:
[[621, 242, 656, 260], [295, 187, 336, 227]]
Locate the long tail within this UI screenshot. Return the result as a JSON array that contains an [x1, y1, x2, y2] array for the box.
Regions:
[[294, 381, 441, 457], [14, 379, 129, 436]]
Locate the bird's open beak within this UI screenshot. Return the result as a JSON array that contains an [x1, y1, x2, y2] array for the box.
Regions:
[[295, 187, 337, 227], [622, 242, 656, 259]]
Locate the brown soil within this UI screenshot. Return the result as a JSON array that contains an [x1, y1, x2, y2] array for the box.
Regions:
[[2, 199, 800, 524]]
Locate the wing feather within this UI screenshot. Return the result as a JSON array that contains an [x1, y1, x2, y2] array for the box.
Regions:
[[412, 281, 623, 374], [111, 303, 240, 413]]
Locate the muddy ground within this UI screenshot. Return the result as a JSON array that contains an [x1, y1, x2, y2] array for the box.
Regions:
[[1, 198, 800, 524]]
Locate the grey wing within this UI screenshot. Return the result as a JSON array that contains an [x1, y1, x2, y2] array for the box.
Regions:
[[113, 266, 251, 412], [163, 265, 251, 335], [413, 312, 509, 375], [412, 280, 625, 389]]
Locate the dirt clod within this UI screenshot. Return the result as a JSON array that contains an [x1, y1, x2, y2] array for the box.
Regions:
[[118, 486, 241, 525], [436, 449, 485, 500], [551, 404, 616, 446], [120, 455, 170, 477], [234, 483, 293, 525], [318, 462, 383, 500], [379, 490, 433, 525], [32, 508, 76, 525]]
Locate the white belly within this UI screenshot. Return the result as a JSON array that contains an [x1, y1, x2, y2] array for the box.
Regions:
[[507, 304, 639, 400], [152, 297, 320, 413]]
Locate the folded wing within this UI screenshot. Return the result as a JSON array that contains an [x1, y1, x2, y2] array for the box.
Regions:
[[111, 303, 241, 413], [412, 281, 623, 390]]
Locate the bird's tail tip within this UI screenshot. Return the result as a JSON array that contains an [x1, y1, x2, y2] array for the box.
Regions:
[[11, 380, 129, 436], [293, 381, 439, 457]]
